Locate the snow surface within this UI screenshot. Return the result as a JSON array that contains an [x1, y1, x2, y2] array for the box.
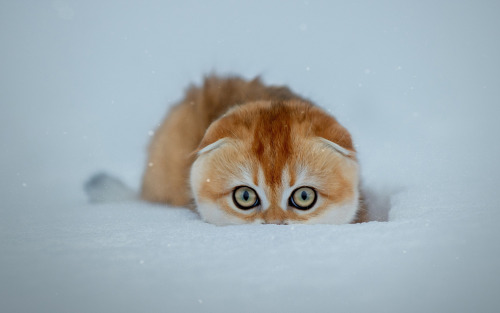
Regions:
[[1, 1, 500, 312]]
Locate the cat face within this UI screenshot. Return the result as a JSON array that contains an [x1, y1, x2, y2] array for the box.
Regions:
[[190, 100, 360, 225]]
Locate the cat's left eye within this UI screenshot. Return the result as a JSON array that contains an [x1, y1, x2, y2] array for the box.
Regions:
[[289, 187, 317, 210]]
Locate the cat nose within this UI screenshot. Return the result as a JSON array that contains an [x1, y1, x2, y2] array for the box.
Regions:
[[262, 206, 287, 224]]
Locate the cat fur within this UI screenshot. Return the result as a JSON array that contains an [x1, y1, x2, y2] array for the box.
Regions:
[[141, 75, 367, 225]]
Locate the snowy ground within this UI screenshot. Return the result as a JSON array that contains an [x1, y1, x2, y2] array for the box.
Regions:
[[1, 1, 500, 312]]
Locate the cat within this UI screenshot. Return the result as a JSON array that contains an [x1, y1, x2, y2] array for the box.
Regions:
[[141, 75, 367, 225]]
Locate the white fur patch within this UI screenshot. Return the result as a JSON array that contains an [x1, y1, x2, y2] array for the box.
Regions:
[[308, 199, 359, 224], [196, 201, 247, 225], [290, 193, 360, 225], [318, 137, 353, 156]]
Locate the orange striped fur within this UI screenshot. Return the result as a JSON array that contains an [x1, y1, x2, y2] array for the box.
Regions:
[[141, 75, 367, 225]]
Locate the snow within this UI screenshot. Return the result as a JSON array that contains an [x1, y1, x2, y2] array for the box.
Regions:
[[1, 1, 500, 312]]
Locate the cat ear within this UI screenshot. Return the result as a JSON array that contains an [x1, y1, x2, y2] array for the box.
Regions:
[[318, 137, 354, 157], [197, 138, 227, 155]]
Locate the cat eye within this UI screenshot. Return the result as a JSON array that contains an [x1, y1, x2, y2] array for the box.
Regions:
[[289, 187, 317, 210], [233, 186, 259, 210]]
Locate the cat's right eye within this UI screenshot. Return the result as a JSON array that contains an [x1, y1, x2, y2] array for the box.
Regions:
[[233, 186, 259, 210]]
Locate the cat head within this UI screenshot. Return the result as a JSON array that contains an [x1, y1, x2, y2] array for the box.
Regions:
[[190, 100, 360, 225]]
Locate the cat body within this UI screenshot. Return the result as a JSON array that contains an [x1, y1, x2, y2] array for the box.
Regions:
[[141, 75, 367, 225]]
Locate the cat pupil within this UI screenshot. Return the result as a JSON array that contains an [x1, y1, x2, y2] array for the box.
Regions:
[[301, 191, 308, 201], [243, 191, 249, 201]]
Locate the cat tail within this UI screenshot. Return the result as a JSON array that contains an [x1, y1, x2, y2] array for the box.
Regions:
[[84, 172, 137, 203]]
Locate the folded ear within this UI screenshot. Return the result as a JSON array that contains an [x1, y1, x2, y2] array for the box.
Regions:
[[308, 106, 356, 156], [318, 137, 354, 157], [196, 138, 228, 155]]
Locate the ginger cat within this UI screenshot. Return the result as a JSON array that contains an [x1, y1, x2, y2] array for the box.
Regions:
[[141, 75, 367, 225]]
